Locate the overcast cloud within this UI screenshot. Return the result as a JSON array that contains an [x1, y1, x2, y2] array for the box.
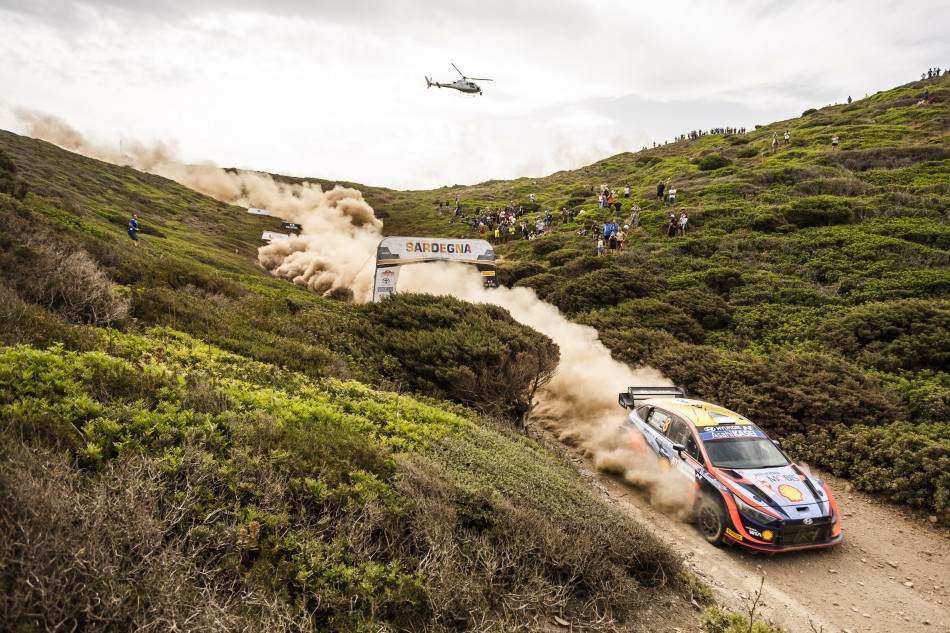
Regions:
[[1, 0, 947, 189]]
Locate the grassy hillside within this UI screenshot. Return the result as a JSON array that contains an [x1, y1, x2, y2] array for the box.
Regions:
[[0, 74, 947, 630], [0, 134, 699, 631], [347, 76, 950, 521]]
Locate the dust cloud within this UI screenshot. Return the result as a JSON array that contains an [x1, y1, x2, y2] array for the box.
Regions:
[[15, 109, 383, 298], [18, 109, 689, 510], [397, 263, 693, 513]]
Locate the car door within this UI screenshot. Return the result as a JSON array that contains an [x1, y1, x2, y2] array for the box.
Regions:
[[659, 415, 701, 482], [636, 407, 671, 455]]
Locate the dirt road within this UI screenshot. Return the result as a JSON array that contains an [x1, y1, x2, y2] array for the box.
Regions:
[[589, 459, 950, 633]]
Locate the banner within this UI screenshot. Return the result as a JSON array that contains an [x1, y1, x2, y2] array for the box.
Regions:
[[248, 207, 271, 215], [374, 266, 400, 301], [262, 231, 290, 242], [373, 237, 496, 301]]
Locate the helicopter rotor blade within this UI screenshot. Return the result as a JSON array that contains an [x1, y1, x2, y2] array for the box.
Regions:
[[451, 62, 464, 78], [467, 77, 492, 82]]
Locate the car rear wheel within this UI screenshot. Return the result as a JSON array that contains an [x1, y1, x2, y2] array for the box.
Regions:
[[696, 496, 726, 545]]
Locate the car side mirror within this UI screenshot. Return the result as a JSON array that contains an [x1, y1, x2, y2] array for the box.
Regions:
[[672, 443, 686, 457], [772, 439, 782, 448]]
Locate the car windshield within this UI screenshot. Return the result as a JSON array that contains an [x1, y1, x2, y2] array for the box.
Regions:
[[703, 437, 790, 469]]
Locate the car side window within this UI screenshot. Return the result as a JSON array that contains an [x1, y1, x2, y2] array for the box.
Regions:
[[665, 417, 691, 447], [634, 406, 650, 424], [646, 409, 670, 433], [683, 433, 703, 464]]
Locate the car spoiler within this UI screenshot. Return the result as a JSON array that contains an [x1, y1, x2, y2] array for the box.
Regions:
[[618, 386, 686, 410]]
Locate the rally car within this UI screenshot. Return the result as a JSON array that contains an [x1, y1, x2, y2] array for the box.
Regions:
[[618, 386, 842, 552]]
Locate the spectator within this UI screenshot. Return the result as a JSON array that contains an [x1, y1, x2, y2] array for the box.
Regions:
[[668, 186, 677, 207], [771, 133, 778, 153], [656, 179, 666, 201], [597, 236, 604, 257], [629, 203, 641, 227], [831, 134, 839, 150], [616, 227, 626, 251], [608, 229, 618, 255], [666, 215, 678, 237], [623, 184, 631, 198], [847, 95, 852, 104], [784, 130, 790, 145], [127, 214, 140, 246], [678, 211, 688, 235]]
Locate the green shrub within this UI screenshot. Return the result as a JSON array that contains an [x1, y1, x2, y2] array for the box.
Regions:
[[357, 294, 559, 421], [783, 195, 853, 228], [496, 261, 545, 287], [546, 265, 661, 315], [801, 108, 818, 116], [816, 299, 950, 372], [698, 154, 732, 171], [581, 298, 705, 343], [736, 147, 758, 159]]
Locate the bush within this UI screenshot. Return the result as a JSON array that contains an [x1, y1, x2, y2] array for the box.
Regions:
[[546, 266, 661, 315], [0, 149, 28, 200], [783, 195, 853, 228], [698, 154, 732, 171], [581, 298, 705, 343], [816, 299, 950, 372], [802, 108, 818, 116], [357, 294, 559, 422], [736, 147, 758, 159], [496, 261, 545, 287]]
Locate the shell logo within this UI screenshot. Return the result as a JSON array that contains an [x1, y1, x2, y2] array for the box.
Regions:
[[778, 484, 804, 502]]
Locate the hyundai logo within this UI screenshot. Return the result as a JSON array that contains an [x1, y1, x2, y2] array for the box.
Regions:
[[803, 518, 813, 525]]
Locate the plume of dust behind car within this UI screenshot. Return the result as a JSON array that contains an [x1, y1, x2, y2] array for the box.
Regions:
[[400, 263, 695, 519], [588, 418, 695, 518]]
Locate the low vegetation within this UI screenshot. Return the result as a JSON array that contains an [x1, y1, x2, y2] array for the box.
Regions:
[[1, 73, 947, 630]]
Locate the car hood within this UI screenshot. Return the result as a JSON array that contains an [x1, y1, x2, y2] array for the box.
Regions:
[[730, 466, 831, 520]]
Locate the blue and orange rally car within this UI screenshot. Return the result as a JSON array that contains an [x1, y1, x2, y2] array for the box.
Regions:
[[619, 386, 843, 552]]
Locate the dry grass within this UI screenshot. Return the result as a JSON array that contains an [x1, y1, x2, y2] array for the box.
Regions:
[[0, 442, 311, 632]]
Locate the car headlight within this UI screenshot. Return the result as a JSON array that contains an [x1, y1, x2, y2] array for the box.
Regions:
[[734, 495, 777, 525]]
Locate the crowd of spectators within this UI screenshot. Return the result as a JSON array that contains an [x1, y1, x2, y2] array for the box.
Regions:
[[922, 68, 945, 80]]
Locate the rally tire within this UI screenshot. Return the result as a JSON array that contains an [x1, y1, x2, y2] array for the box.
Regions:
[[696, 495, 727, 546]]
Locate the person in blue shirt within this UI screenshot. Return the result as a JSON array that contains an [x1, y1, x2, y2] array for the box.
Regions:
[[127, 214, 140, 246]]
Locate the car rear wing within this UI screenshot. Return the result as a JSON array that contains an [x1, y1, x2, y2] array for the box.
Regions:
[[618, 386, 686, 410]]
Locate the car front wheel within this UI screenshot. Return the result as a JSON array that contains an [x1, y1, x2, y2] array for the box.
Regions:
[[696, 495, 726, 545]]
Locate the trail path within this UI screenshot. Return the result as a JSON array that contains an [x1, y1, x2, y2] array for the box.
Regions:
[[563, 441, 949, 633]]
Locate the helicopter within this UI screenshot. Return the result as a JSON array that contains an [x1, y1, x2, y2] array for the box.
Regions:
[[425, 63, 492, 95]]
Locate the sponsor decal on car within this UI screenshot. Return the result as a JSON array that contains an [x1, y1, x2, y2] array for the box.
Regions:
[[699, 425, 767, 441], [746, 526, 763, 538], [763, 472, 799, 483], [778, 484, 804, 502], [725, 527, 744, 541]]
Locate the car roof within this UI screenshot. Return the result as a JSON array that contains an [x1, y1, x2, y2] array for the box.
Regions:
[[643, 398, 753, 428]]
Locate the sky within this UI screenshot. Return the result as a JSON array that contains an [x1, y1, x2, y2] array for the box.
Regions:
[[1, 0, 948, 190]]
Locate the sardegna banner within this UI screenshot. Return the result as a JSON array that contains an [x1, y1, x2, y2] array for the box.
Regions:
[[373, 237, 497, 301]]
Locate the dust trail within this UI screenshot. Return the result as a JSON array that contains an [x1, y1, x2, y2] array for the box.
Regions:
[[397, 263, 693, 512], [15, 109, 383, 298], [17, 110, 689, 508]]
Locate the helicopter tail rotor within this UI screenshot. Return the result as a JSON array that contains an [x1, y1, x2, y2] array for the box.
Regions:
[[425, 76, 432, 88]]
